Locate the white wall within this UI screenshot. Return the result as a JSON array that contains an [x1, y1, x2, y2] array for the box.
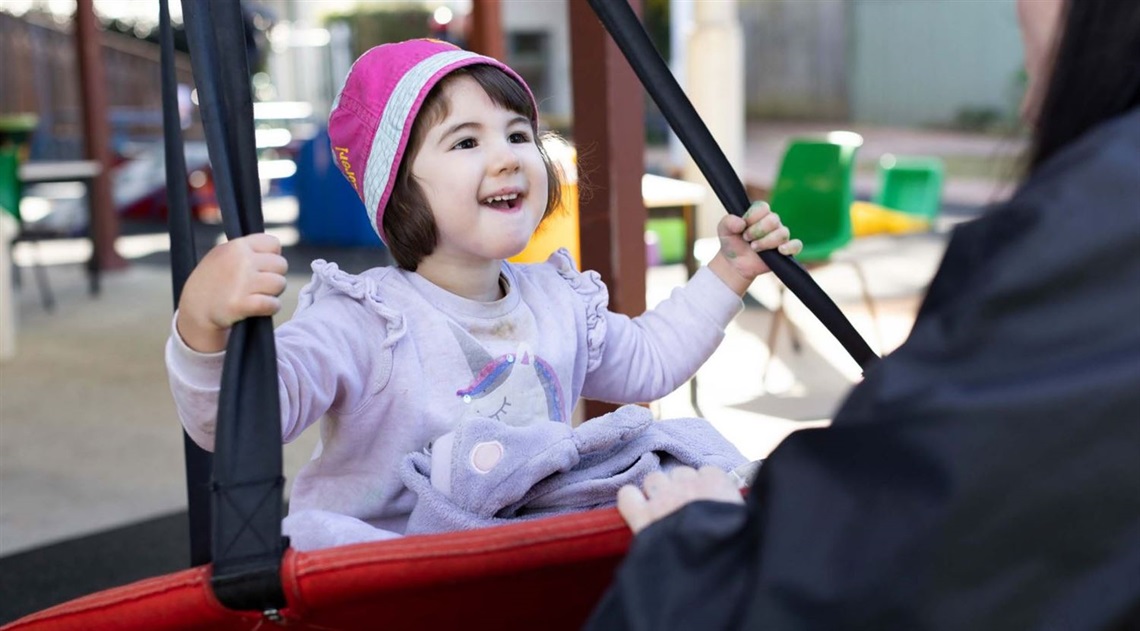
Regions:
[[850, 0, 1024, 126], [501, 0, 572, 122]]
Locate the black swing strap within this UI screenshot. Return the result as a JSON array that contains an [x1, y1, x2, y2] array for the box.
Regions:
[[158, 0, 213, 570], [180, 0, 288, 612], [586, 0, 878, 371]]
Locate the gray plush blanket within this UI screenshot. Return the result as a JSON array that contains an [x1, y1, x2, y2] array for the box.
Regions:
[[400, 405, 748, 534]]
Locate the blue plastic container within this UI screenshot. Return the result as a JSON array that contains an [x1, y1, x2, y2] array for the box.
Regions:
[[294, 127, 383, 248]]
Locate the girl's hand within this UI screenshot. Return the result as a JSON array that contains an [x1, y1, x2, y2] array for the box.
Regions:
[[175, 233, 288, 353], [616, 465, 744, 535], [707, 201, 802, 296]]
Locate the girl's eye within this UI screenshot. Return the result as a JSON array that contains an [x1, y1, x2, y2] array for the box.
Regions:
[[509, 131, 531, 144], [453, 138, 476, 150]]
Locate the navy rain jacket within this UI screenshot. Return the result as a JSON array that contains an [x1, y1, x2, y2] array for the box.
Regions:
[[586, 107, 1140, 631]]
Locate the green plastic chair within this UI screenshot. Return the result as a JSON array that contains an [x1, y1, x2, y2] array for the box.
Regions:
[[874, 155, 945, 221], [763, 133, 879, 377], [1, 144, 56, 310], [768, 135, 861, 264], [0, 113, 38, 217], [0, 145, 20, 220]]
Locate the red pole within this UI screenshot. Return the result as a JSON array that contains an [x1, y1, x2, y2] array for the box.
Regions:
[[569, 0, 646, 418], [75, 0, 125, 281], [468, 0, 505, 60]]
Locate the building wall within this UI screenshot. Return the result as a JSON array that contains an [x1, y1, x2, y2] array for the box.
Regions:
[[501, 0, 572, 125], [740, 0, 1024, 127], [260, 0, 338, 120], [741, 0, 849, 121], [849, 0, 1024, 127], [261, 0, 1025, 130]]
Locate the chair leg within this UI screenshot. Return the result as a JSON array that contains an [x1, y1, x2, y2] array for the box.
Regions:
[[9, 244, 21, 289], [762, 285, 786, 383], [25, 238, 54, 311], [787, 316, 803, 353], [849, 260, 880, 354], [33, 259, 54, 311]]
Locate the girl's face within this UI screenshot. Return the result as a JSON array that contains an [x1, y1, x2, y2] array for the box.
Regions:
[[411, 75, 549, 267], [1017, 0, 1066, 122]]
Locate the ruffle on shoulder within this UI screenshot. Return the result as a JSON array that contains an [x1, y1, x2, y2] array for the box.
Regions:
[[548, 248, 609, 372], [297, 260, 407, 347]]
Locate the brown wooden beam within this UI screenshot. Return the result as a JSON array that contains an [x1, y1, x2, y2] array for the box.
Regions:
[[468, 0, 505, 60], [75, 0, 125, 283], [569, 0, 646, 418]]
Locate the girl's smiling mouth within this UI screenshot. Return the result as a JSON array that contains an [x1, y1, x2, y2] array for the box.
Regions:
[[480, 189, 525, 211]]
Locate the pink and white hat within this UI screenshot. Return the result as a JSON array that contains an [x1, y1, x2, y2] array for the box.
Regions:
[[327, 39, 537, 243]]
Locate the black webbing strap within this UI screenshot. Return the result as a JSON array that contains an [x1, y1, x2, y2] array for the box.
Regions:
[[586, 0, 878, 371], [159, 0, 213, 570], [179, 0, 288, 612]]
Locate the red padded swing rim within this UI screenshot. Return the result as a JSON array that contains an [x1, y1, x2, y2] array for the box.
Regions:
[[2, 508, 631, 631]]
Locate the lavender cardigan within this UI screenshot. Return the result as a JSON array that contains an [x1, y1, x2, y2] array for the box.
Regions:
[[166, 249, 744, 551]]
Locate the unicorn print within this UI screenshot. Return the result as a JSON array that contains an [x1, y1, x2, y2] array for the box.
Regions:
[[449, 322, 566, 426]]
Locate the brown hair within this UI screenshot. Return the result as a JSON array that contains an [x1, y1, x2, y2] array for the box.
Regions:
[[383, 64, 564, 271]]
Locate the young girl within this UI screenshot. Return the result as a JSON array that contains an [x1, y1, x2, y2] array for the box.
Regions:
[[167, 39, 802, 551]]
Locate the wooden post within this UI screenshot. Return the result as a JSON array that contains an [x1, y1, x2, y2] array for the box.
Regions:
[[569, 0, 646, 419], [75, 0, 125, 283], [684, 0, 744, 241], [468, 0, 505, 60]]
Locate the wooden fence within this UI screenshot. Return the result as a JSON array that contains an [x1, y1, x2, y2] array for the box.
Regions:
[[0, 10, 196, 159]]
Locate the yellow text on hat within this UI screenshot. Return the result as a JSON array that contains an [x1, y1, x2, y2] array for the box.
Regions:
[[334, 146, 359, 190]]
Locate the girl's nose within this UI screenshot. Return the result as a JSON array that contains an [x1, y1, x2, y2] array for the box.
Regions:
[[489, 140, 522, 174]]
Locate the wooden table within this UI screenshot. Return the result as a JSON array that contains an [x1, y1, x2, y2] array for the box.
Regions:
[[17, 159, 104, 297], [641, 173, 707, 414], [18, 159, 102, 184], [641, 173, 704, 281]]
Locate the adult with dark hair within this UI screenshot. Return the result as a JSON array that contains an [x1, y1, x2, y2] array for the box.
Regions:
[[586, 1, 1140, 628]]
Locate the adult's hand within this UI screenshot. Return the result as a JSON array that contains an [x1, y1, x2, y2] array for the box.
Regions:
[[617, 465, 744, 535]]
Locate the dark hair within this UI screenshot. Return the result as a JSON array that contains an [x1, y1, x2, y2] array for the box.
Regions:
[[383, 64, 564, 271], [1026, 0, 1140, 172]]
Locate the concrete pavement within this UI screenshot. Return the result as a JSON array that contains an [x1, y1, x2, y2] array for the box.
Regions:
[[2, 119, 1000, 556], [0, 197, 953, 556]]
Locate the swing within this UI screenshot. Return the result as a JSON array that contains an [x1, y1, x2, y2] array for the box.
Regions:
[[2, 1, 876, 629]]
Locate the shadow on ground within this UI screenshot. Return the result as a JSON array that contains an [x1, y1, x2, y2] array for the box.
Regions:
[[0, 511, 188, 624], [725, 317, 854, 422]]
